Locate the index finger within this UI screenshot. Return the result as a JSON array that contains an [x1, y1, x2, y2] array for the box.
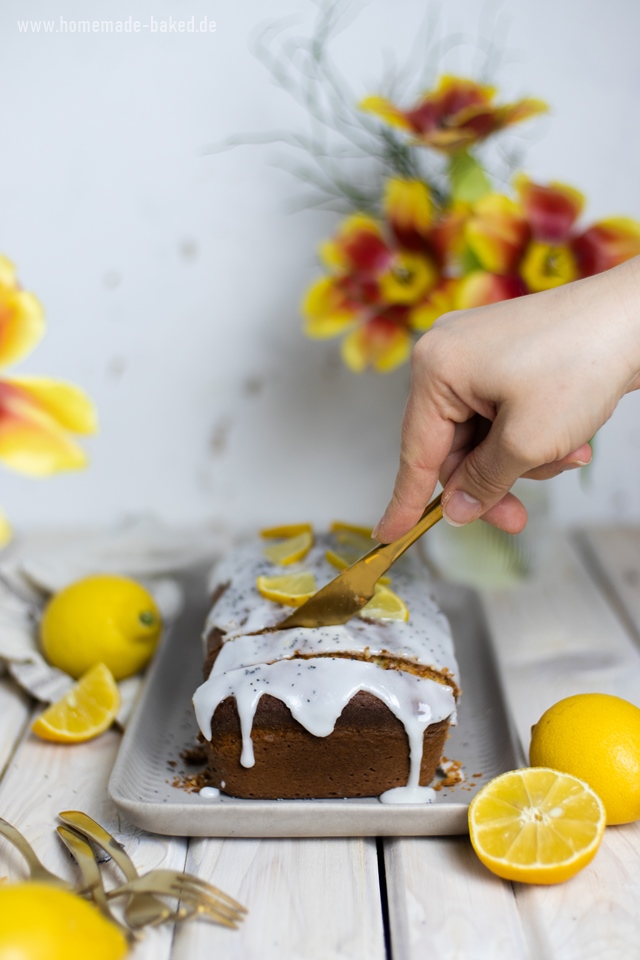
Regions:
[[373, 382, 456, 542]]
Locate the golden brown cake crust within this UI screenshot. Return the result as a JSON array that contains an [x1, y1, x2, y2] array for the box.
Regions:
[[201, 693, 449, 800]]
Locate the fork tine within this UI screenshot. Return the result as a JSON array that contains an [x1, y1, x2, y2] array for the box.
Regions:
[[106, 868, 247, 915], [171, 873, 247, 912], [170, 879, 245, 918], [106, 875, 245, 926]]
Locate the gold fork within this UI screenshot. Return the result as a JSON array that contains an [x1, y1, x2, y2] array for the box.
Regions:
[[277, 494, 443, 629], [0, 818, 74, 891], [106, 870, 245, 928], [56, 825, 136, 942], [58, 811, 189, 929], [59, 811, 246, 929]]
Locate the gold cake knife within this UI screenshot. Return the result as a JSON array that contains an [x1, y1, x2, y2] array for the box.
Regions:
[[276, 494, 443, 629]]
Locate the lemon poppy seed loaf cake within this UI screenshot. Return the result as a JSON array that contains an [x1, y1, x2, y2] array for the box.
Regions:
[[192, 527, 460, 802]]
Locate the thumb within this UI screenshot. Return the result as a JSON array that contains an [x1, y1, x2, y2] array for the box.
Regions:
[[441, 422, 527, 526]]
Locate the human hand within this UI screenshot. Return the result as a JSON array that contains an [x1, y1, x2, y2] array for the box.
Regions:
[[373, 257, 640, 541]]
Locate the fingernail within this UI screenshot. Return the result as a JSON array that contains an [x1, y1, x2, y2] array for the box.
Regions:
[[572, 459, 591, 467], [371, 520, 383, 540], [443, 491, 482, 526]]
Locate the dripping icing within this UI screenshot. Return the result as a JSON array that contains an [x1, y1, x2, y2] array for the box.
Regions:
[[193, 656, 456, 790]]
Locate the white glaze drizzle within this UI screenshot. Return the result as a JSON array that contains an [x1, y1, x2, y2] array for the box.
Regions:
[[193, 657, 456, 787]]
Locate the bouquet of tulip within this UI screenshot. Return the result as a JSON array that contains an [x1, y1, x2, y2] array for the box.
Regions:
[[0, 257, 97, 540], [302, 74, 640, 372]]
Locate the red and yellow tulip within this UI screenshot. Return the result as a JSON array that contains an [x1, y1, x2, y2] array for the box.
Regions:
[[361, 76, 547, 153], [303, 75, 640, 371], [0, 257, 97, 541], [458, 177, 640, 300], [303, 183, 460, 372]]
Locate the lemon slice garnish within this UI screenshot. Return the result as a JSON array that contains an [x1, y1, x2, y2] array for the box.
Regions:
[[256, 572, 317, 607], [263, 531, 314, 566], [330, 521, 373, 538], [31, 663, 120, 743], [359, 584, 408, 621], [260, 523, 313, 538], [325, 548, 390, 585], [468, 768, 606, 884]]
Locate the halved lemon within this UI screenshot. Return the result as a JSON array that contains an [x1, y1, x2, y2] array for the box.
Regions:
[[330, 521, 373, 539], [263, 531, 314, 566], [31, 663, 120, 744], [359, 584, 408, 621], [260, 523, 313, 539], [256, 572, 317, 607], [325, 548, 391, 585], [468, 767, 606, 884]]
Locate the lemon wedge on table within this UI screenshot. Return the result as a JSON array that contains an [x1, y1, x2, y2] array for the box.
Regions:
[[263, 531, 314, 566], [529, 693, 640, 825], [39, 574, 162, 681], [256, 572, 317, 607], [0, 882, 128, 960], [31, 663, 120, 743], [468, 767, 606, 884]]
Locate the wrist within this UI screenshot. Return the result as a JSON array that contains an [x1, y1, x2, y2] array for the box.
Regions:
[[593, 256, 640, 394]]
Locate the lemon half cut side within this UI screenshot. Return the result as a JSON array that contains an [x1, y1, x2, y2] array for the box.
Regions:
[[468, 767, 606, 884]]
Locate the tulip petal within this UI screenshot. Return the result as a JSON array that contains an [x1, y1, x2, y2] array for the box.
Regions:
[[455, 271, 526, 309], [0, 379, 89, 476], [0, 288, 45, 369], [520, 241, 578, 292], [379, 252, 437, 305], [572, 218, 640, 277], [410, 279, 457, 330], [384, 179, 433, 248], [498, 98, 548, 128], [341, 315, 412, 373], [465, 194, 530, 274], [359, 96, 415, 133], [7, 377, 97, 435], [303, 277, 361, 338], [515, 175, 584, 243], [431, 76, 497, 113], [431, 204, 471, 268], [0, 256, 18, 288], [320, 214, 391, 275], [0, 507, 11, 547]]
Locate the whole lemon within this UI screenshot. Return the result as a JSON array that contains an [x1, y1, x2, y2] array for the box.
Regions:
[[40, 574, 162, 680], [0, 882, 128, 960], [530, 693, 640, 825]]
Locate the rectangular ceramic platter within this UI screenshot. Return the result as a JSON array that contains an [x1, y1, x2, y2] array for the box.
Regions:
[[109, 569, 521, 837]]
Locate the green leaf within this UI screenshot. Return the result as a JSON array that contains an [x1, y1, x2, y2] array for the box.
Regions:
[[449, 150, 491, 203], [459, 246, 483, 274]]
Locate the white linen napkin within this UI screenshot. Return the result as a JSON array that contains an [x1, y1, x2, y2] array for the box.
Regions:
[[0, 516, 230, 723]]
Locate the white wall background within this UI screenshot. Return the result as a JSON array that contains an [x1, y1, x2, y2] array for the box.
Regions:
[[1, 0, 639, 536]]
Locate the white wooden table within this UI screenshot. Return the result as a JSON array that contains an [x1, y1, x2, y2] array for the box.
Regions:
[[1, 526, 640, 960]]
